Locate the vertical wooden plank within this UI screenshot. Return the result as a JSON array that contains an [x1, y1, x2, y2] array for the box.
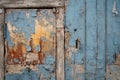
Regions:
[[73, 0, 85, 80], [0, 9, 4, 80], [56, 8, 64, 80], [85, 0, 97, 79], [106, 0, 120, 65], [65, 0, 85, 80], [106, 0, 120, 79], [96, 0, 106, 80], [65, 2, 75, 80]]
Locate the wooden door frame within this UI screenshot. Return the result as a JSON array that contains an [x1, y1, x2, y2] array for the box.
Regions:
[[0, 1, 65, 80]]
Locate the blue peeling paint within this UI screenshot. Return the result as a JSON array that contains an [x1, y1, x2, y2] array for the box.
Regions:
[[35, 45, 40, 51], [5, 54, 56, 80], [75, 51, 84, 64], [5, 9, 36, 41], [107, 0, 120, 65], [37, 55, 55, 79], [65, 0, 85, 79], [6, 69, 39, 80], [26, 45, 31, 51], [43, 55, 55, 65]]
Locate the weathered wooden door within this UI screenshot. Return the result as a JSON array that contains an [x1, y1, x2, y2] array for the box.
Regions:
[[4, 8, 64, 80], [65, 0, 120, 80], [2, 0, 120, 80]]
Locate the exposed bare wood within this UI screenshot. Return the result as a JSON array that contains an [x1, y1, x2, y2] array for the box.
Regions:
[[56, 8, 64, 80], [0, 1, 65, 8], [56, 28, 64, 80], [0, 8, 4, 80]]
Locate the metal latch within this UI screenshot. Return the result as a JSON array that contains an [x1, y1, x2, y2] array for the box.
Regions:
[[112, 0, 119, 16]]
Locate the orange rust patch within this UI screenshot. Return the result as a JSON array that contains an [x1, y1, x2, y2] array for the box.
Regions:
[[6, 41, 25, 65], [31, 18, 55, 53]]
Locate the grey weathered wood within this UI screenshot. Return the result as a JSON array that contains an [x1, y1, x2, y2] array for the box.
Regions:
[[56, 8, 64, 28], [56, 8, 64, 80], [0, 8, 4, 80], [0, 0, 65, 8]]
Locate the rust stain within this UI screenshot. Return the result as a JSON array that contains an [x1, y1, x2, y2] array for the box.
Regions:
[[6, 41, 25, 65], [29, 38, 34, 52], [38, 38, 44, 64]]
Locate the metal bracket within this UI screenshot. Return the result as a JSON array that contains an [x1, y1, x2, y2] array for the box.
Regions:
[[112, 0, 119, 16]]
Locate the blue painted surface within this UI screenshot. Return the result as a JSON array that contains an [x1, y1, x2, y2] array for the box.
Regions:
[[65, 0, 120, 80], [6, 69, 39, 80], [96, 0, 106, 79], [65, 0, 85, 80], [107, 0, 120, 65], [86, 0, 97, 77], [6, 10, 36, 40], [4, 0, 120, 80]]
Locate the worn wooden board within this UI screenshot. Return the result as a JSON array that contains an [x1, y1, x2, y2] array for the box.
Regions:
[[65, 0, 85, 80], [0, 9, 4, 80], [0, 0, 65, 8], [106, 0, 120, 79], [65, 0, 107, 80], [56, 8, 65, 80], [96, 0, 106, 80], [85, 0, 97, 79]]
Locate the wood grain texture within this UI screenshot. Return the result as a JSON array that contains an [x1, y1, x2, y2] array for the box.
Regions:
[[56, 8, 64, 80], [96, 0, 106, 80], [65, 0, 86, 80], [0, 9, 4, 80], [85, 0, 97, 79], [56, 8, 64, 28], [106, 0, 120, 79], [0, 0, 65, 8]]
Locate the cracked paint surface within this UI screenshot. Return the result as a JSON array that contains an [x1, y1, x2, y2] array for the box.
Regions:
[[5, 9, 56, 80]]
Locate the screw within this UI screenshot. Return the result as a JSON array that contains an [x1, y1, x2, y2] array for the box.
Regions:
[[53, 8, 59, 14]]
